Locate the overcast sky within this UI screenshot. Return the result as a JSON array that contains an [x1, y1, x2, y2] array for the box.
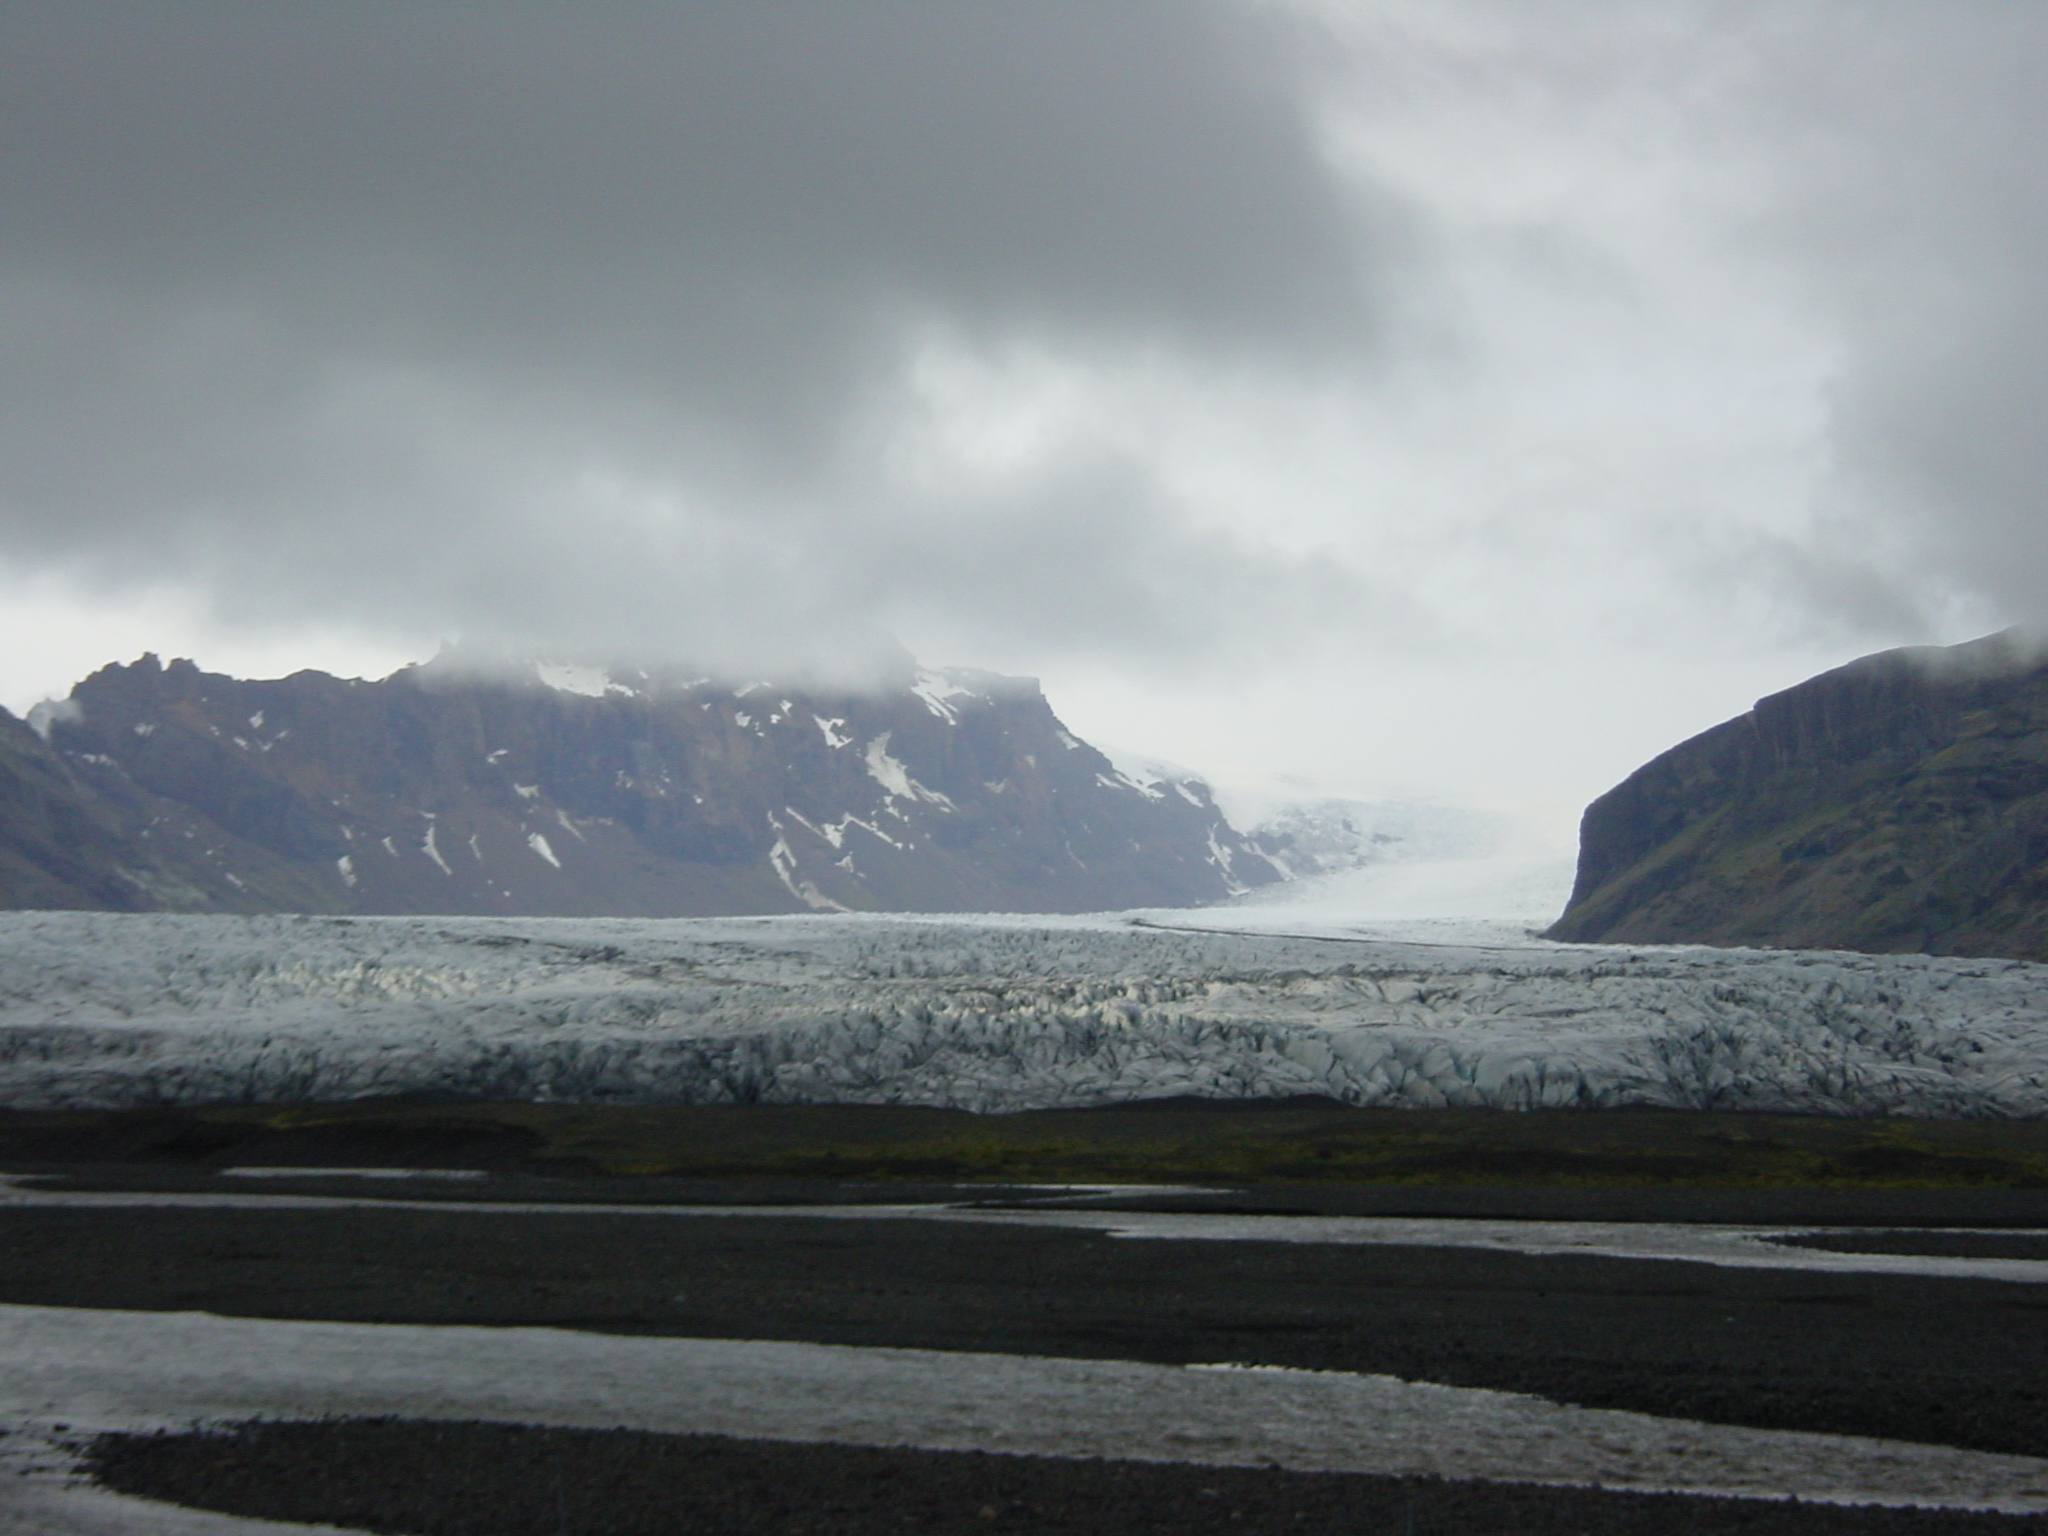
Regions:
[[3, 0, 2045, 842]]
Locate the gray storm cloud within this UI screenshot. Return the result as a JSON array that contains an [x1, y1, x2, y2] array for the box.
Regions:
[[0, 1, 1383, 678], [1772, 5, 2048, 635], [5, 0, 2048, 702]]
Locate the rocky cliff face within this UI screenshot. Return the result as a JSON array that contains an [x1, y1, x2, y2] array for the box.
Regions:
[[2, 653, 1283, 916], [1547, 630, 2048, 960]]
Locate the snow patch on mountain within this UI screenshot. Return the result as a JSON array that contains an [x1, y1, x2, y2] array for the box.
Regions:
[[766, 817, 848, 912], [864, 733, 954, 808], [809, 811, 907, 852], [422, 820, 452, 876], [911, 669, 980, 723], [1092, 746, 1224, 811]]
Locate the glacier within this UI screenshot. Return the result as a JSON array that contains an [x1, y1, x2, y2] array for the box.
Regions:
[[4, 908, 2048, 1115]]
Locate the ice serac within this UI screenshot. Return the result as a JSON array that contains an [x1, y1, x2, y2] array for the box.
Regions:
[[1548, 630, 2048, 960], [4, 912, 2048, 1115], [2, 652, 1282, 917]]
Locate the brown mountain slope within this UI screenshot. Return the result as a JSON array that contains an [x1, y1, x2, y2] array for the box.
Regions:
[[7, 652, 1281, 917], [1546, 630, 2048, 960], [0, 707, 156, 910]]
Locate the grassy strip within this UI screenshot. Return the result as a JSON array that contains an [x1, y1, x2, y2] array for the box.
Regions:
[[8, 1098, 2048, 1187]]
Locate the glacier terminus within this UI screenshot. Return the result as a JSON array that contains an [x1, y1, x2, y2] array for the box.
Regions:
[[3, 909, 2047, 1117]]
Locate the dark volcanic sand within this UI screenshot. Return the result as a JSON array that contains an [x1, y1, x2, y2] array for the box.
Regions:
[[23, 1163, 2048, 1226], [1774, 1230, 2048, 1260], [82, 1418, 2048, 1536], [21, 1081, 2048, 1532], [10, 1201, 2048, 1458]]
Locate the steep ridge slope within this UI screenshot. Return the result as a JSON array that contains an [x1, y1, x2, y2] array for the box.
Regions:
[[1547, 630, 2048, 959], [0, 708, 171, 911], [6, 653, 1281, 916]]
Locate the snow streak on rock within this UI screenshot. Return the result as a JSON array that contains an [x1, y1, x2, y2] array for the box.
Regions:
[[3, 912, 2048, 1115]]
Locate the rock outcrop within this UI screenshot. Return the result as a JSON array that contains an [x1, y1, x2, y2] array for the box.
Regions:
[[1547, 630, 2048, 960], [1, 652, 1282, 916]]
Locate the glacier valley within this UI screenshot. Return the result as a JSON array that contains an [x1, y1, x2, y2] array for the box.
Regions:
[[5, 898, 2048, 1116]]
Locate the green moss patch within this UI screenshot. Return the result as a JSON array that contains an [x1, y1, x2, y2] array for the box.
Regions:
[[11, 1097, 2048, 1188]]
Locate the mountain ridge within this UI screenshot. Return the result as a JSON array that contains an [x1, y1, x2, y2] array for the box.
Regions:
[[0, 651, 1285, 917], [1546, 629, 2048, 960]]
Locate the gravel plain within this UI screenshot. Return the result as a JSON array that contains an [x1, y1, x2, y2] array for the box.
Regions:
[[5, 1168, 2048, 1532], [11, 1094, 2048, 1533], [79, 1417, 2048, 1536]]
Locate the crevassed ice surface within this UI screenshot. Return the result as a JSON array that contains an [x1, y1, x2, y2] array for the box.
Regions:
[[3, 910, 2048, 1114]]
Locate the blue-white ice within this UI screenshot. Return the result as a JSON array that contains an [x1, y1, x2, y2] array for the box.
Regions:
[[4, 894, 2048, 1115]]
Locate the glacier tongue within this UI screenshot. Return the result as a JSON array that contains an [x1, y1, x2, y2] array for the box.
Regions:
[[3, 911, 2048, 1115]]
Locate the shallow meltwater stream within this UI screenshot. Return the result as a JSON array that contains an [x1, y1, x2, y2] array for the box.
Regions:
[[11, 1172, 2048, 1283], [7, 1303, 2048, 1526], [6, 1175, 2048, 1528]]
